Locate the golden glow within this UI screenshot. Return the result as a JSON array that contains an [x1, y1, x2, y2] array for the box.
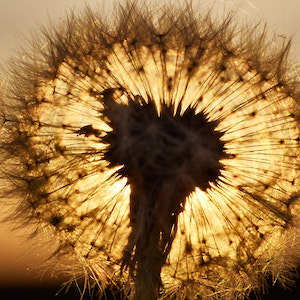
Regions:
[[29, 42, 300, 286], [3, 6, 299, 297]]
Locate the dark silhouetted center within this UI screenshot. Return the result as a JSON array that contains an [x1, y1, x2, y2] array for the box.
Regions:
[[101, 91, 226, 195]]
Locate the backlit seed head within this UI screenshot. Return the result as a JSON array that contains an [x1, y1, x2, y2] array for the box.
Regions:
[[1, 1, 300, 299]]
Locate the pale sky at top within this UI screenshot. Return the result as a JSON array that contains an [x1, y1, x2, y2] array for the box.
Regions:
[[0, 0, 300, 61]]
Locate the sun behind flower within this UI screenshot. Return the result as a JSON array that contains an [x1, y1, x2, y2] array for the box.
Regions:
[[1, 1, 300, 299]]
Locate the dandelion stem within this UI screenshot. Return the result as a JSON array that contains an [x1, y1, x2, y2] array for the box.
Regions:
[[126, 184, 181, 299]]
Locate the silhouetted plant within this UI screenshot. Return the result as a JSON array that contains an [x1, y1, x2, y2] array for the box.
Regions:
[[1, 1, 300, 299]]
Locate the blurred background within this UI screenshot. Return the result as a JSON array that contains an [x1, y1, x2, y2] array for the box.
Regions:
[[0, 0, 300, 299]]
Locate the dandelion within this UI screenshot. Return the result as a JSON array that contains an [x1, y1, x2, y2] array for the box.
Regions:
[[1, 1, 300, 299]]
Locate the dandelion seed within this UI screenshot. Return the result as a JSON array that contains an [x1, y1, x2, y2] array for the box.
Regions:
[[1, 1, 300, 299]]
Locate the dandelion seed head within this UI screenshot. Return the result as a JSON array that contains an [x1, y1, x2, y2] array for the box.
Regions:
[[1, 1, 300, 299]]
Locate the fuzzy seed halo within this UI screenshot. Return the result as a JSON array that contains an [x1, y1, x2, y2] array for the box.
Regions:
[[1, 1, 300, 299]]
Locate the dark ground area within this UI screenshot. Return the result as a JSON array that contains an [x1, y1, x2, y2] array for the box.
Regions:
[[0, 274, 299, 300]]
